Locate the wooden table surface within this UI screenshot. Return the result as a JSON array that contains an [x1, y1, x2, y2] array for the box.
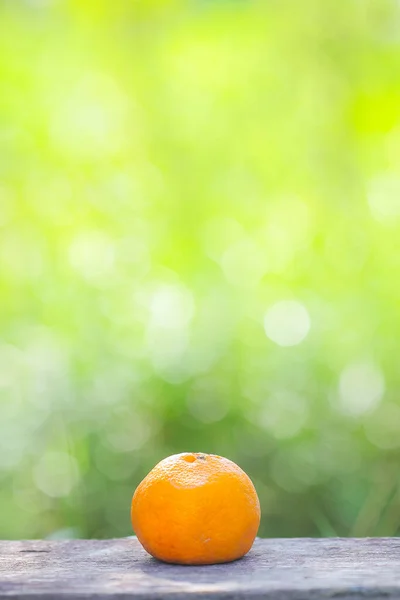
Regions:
[[1, 537, 400, 599]]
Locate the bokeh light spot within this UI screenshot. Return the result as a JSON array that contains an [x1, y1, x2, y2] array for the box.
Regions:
[[50, 73, 130, 160], [367, 173, 400, 223], [33, 452, 80, 498], [264, 300, 311, 347], [259, 391, 308, 439], [338, 361, 385, 417], [146, 283, 195, 381], [221, 237, 266, 288], [149, 283, 195, 329], [106, 415, 155, 453], [68, 230, 115, 282], [187, 378, 229, 424]]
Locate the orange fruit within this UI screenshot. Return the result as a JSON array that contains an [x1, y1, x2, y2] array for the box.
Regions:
[[131, 452, 260, 565]]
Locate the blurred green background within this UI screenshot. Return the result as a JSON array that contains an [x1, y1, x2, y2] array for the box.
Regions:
[[1, 0, 400, 540]]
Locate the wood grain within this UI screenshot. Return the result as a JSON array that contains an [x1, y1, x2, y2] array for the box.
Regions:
[[1, 537, 400, 599]]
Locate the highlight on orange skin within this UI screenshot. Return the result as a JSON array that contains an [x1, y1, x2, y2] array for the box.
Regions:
[[131, 452, 261, 565]]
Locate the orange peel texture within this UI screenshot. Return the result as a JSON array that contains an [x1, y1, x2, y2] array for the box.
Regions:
[[131, 452, 261, 565]]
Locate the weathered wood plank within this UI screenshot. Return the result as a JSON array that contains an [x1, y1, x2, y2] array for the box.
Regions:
[[1, 537, 400, 599]]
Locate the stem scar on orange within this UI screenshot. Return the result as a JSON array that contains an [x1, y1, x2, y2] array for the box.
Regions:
[[131, 452, 261, 565]]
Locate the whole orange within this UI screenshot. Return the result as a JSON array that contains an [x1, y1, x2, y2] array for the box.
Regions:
[[131, 452, 260, 565]]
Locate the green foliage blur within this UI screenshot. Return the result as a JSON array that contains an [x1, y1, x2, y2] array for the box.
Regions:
[[2, 0, 400, 541]]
